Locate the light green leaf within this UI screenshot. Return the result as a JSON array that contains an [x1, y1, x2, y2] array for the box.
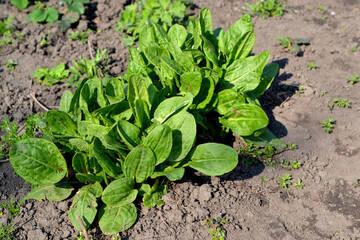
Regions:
[[30, 8, 47, 23], [189, 143, 238, 176], [9, 138, 67, 185], [179, 72, 202, 97], [168, 24, 187, 47], [199, 8, 213, 35], [98, 203, 137, 235], [72, 152, 88, 173], [117, 120, 142, 149], [216, 89, 245, 115], [143, 181, 167, 208], [124, 145, 156, 183], [11, 0, 28, 9], [26, 183, 73, 201], [219, 103, 269, 136], [45, 7, 59, 23], [93, 139, 122, 178], [46, 110, 79, 137], [102, 177, 138, 207], [59, 90, 73, 113], [143, 124, 172, 165]]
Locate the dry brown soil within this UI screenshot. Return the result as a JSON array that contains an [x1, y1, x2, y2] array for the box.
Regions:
[[1, 0, 360, 239]]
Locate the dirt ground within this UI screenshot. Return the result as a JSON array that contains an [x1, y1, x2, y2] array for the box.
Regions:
[[1, 0, 360, 239]]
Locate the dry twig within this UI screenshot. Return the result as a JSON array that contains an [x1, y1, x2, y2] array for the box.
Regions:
[[76, 215, 90, 240], [30, 92, 50, 111]]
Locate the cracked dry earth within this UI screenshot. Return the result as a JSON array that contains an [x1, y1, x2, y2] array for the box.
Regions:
[[1, 0, 360, 239]]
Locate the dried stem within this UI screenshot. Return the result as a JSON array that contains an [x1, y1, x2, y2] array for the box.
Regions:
[[76, 215, 90, 240]]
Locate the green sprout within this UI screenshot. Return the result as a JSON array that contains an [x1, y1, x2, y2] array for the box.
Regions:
[[317, 5, 326, 11], [307, 61, 318, 70], [5, 59, 18, 71], [294, 179, 305, 189], [205, 212, 229, 240], [246, 0, 287, 19], [328, 98, 351, 109], [346, 74, 359, 85], [350, 46, 357, 52], [291, 160, 301, 169], [276, 36, 309, 53], [320, 117, 335, 133], [260, 176, 270, 182], [278, 173, 292, 188]]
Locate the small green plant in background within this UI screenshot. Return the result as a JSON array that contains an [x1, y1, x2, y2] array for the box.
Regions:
[[288, 143, 297, 150], [320, 117, 335, 133], [354, 179, 360, 188], [346, 74, 359, 85], [246, 0, 287, 19], [307, 61, 317, 70], [320, 91, 327, 97], [260, 176, 270, 182], [0, 17, 15, 37], [328, 98, 351, 109], [296, 85, 306, 95], [115, 0, 192, 46], [278, 173, 292, 188], [205, 212, 229, 240], [29, 1, 59, 23], [0, 198, 24, 240], [40, 31, 51, 47], [5, 59, 18, 71], [31, 62, 70, 86], [350, 46, 357, 52], [68, 29, 92, 43], [317, 5, 326, 11], [10, 0, 28, 9], [276, 36, 309, 53], [294, 178, 304, 189], [291, 160, 301, 169]]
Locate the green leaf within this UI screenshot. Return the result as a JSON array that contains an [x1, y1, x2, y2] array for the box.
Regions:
[[45, 7, 59, 23], [143, 181, 167, 208], [228, 31, 256, 64], [139, 25, 156, 52], [69, 182, 102, 231], [45, 110, 79, 137], [189, 143, 238, 176], [224, 51, 270, 91], [124, 145, 156, 183], [153, 93, 193, 123], [26, 183, 73, 201], [164, 111, 196, 161], [93, 138, 122, 178], [216, 89, 245, 115], [192, 76, 215, 110], [199, 8, 213, 35], [152, 167, 185, 181], [105, 78, 125, 101], [30, 8, 47, 23], [102, 177, 138, 207], [98, 203, 137, 235], [59, 90, 73, 113], [72, 152, 88, 173], [68, 2, 85, 14], [219, 103, 269, 136], [134, 99, 151, 130], [143, 124, 172, 165], [127, 75, 151, 117], [168, 24, 187, 47], [117, 120, 142, 149], [11, 0, 28, 9], [76, 173, 103, 183], [179, 72, 202, 97], [69, 138, 90, 153], [9, 138, 67, 185], [241, 127, 287, 149]]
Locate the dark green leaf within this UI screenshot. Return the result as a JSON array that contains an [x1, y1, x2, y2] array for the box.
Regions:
[[59, 90, 73, 113], [93, 138, 122, 178], [143, 124, 172, 165], [102, 177, 138, 207], [241, 127, 287, 149], [30, 8, 47, 23], [117, 120, 142, 149], [75, 173, 103, 183], [45, 7, 59, 23], [179, 72, 202, 97], [72, 152, 88, 173], [11, 0, 28, 9], [26, 183, 73, 201]]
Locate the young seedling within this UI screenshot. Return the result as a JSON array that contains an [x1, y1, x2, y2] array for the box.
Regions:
[[28, 1, 59, 23], [317, 5, 326, 11], [296, 85, 306, 95], [320, 91, 327, 97], [68, 29, 92, 43], [328, 98, 351, 109], [31, 62, 70, 86], [40, 32, 51, 47], [260, 176, 270, 182], [288, 143, 297, 150], [5, 59, 18, 71], [246, 0, 287, 19], [0, 16, 15, 37], [276, 36, 309, 53], [278, 174, 292, 188], [346, 74, 359, 85], [320, 117, 335, 133], [294, 178, 304, 189], [205, 212, 229, 240], [307, 61, 318, 70], [354, 179, 360, 188], [350, 46, 357, 52], [291, 160, 301, 169]]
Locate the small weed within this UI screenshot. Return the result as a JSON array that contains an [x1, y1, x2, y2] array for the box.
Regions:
[[307, 61, 318, 70], [288, 143, 297, 150], [276, 36, 309, 53], [353, 179, 359, 188], [260, 176, 270, 182], [40, 35, 50, 46], [246, 0, 287, 19], [320, 117, 335, 134], [278, 173, 292, 188], [346, 74, 359, 85], [0, 223, 16, 240], [322, 15, 328, 20], [0, 198, 24, 221], [329, 98, 351, 109], [205, 212, 229, 240], [0, 16, 15, 37], [291, 160, 301, 169], [31, 62, 69, 86], [68, 29, 92, 43], [317, 5, 326, 11], [294, 178, 305, 189], [5, 59, 18, 71], [296, 85, 306, 95], [350, 46, 357, 52], [320, 91, 327, 97]]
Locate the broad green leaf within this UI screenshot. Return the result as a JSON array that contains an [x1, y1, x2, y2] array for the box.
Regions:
[[69, 138, 89, 153], [134, 99, 151, 130], [199, 8, 213, 35], [224, 51, 270, 92], [117, 120, 142, 149], [189, 143, 238, 176], [217, 28, 225, 55], [144, 42, 169, 69], [202, 35, 219, 67], [223, 13, 254, 57], [143, 124, 172, 165], [26, 183, 73, 201], [153, 93, 193, 123], [219, 103, 269, 136], [72, 152, 88, 173], [124, 145, 156, 183], [91, 100, 130, 122], [153, 22, 170, 49], [143, 181, 167, 208], [68, 2, 85, 14], [179, 72, 202, 97], [45, 7, 59, 23], [76, 173, 103, 183], [192, 77, 215, 110], [216, 89, 245, 115], [151, 167, 185, 181], [139, 25, 156, 52], [30, 8, 47, 23], [168, 24, 187, 47], [241, 127, 287, 149], [69, 182, 102, 231], [102, 177, 138, 207], [93, 139, 122, 178], [127, 75, 151, 116], [11, 0, 28, 9], [129, 46, 146, 66], [246, 62, 279, 100], [161, 57, 184, 75], [228, 31, 256, 64], [98, 203, 137, 235], [105, 78, 125, 101], [46, 110, 78, 137], [9, 138, 67, 185], [59, 90, 73, 113], [164, 111, 196, 161], [87, 124, 110, 144]]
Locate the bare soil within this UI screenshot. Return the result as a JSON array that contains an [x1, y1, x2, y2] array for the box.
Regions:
[[1, 0, 360, 239]]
